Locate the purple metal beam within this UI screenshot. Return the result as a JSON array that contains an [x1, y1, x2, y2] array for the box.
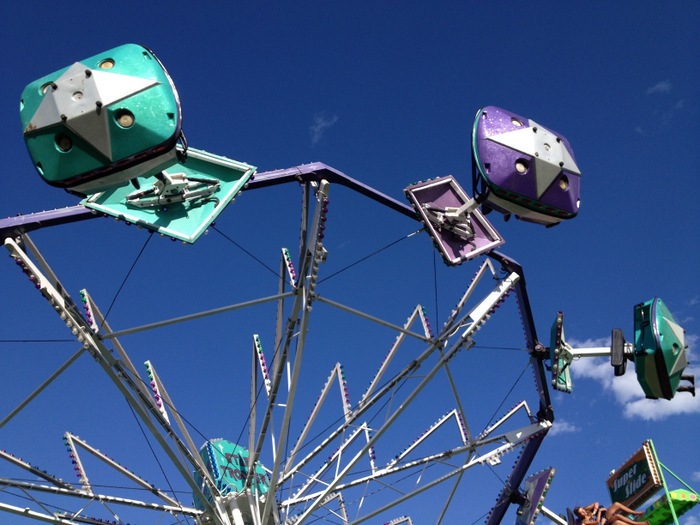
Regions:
[[0, 205, 97, 239], [0, 162, 416, 239], [247, 162, 416, 218], [489, 251, 553, 419], [484, 251, 554, 525], [485, 433, 548, 525]]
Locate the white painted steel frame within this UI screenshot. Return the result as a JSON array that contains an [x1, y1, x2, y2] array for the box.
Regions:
[[2, 180, 545, 525]]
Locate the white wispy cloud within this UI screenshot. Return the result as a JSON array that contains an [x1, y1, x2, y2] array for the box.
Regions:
[[684, 514, 700, 525], [310, 113, 338, 145], [657, 99, 686, 127], [646, 80, 672, 94], [636, 80, 684, 133], [548, 419, 580, 436], [692, 471, 700, 482], [569, 335, 700, 421], [569, 336, 610, 349]]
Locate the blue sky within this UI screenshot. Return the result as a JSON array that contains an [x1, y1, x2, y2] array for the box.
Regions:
[[0, 2, 698, 525]]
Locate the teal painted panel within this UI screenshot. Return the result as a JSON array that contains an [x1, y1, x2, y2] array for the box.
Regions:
[[82, 147, 255, 243], [550, 312, 572, 393]]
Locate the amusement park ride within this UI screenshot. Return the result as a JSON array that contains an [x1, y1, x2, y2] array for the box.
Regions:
[[1, 43, 697, 525]]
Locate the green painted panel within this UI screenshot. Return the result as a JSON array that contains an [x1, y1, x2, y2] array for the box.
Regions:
[[643, 490, 699, 525]]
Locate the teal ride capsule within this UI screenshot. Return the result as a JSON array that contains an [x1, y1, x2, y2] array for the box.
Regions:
[[633, 297, 689, 400], [20, 43, 183, 195]]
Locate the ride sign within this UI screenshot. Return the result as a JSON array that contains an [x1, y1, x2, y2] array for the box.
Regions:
[[194, 439, 270, 510], [607, 440, 662, 509]]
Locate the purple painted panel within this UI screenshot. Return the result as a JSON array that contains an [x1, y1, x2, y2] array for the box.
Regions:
[[515, 467, 556, 525], [405, 176, 504, 265]]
